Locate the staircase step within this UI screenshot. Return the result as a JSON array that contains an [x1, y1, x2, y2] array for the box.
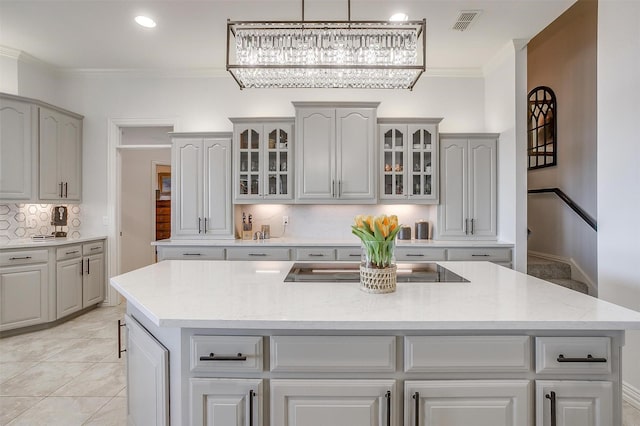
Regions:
[[547, 278, 589, 294], [527, 256, 572, 280]]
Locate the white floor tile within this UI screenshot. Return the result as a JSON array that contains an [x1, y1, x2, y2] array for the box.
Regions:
[[6, 396, 110, 426], [0, 361, 92, 397], [0, 396, 43, 425], [52, 363, 125, 397], [0, 362, 38, 383], [83, 396, 127, 425]]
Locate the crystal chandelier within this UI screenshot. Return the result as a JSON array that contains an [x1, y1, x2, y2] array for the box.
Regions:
[[226, 0, 426, 89]]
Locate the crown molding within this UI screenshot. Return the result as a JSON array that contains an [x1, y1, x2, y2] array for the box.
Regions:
[[0, 46, 58, 71], [424, 67, 484, 78], [60, 68, 229, 78]]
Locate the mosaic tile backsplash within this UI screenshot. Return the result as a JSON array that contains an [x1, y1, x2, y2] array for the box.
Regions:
[[0, 204, 82, 242]]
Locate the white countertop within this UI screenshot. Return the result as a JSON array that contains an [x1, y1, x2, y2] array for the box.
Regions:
[[0, 235, 107, 249], [109, 260, 640, 331], [152, 237, 514, 248]]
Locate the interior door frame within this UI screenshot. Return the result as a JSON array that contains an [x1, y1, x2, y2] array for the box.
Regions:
[[107, 118, 178, 306]]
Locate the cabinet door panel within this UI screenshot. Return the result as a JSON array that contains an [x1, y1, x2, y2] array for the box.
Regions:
[[406, 380, 531, 426], [0, 264, 48, 331], [125, 314, 169, 426], [0, 98, 33, 200], [56, 257, 82, 318], [204, 138, 233, 237], [439, 139, 468, 237], [82, 254, 104, 307], [296, 109, 335, 200], [58, 115, 82, 200], [190, 378, 263, 426], [39, 108, 62, 199], [536, 381, 612, 426], [468, 139, 496, 237], [173, 139, 203, 236], [337, 108, 375, 200], [271, 379, 395, 426]]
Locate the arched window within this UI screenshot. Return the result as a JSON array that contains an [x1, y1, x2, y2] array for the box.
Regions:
[[527, 86, 557, 169]]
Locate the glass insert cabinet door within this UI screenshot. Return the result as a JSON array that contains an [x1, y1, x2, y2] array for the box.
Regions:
[[234, 121, 293, 202], [379, 123, 438, 203]]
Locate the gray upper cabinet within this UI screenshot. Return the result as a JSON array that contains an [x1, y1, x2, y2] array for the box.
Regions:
[[39, 106, 82, 201], [0, 95, 36, 200], [437, 133, 498, 240], [230, 118, 294, 204], [294, 102, 378, 203], [378, 118, 442, 204]]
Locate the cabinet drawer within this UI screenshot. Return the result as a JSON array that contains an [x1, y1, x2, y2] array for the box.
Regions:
[[395, 247, 446, 261], [0, 249, 48, 266], [270, 336, 396, 372], [536, 337, 611, 374], [336, 247, 361, 261], [447, 248, 512, 262], [190, 336, 263, 373], [226, 247, 290, 261], [82, 240, 104, 255], [158, 247, 225, 261], [296, 248, 336, 261], [405, 336, 531, 373], [56, 245, 82, 261]]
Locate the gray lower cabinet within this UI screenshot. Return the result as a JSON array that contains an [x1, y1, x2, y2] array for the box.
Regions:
[[125, 314, 169, 426], [0, 254, 49, 331], [190, 378, 263, 426], [56, 256, 83, 318], [56, 241, 105, 318], [535, 380, 612, 426]]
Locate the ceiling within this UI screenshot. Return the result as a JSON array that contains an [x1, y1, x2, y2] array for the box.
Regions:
[[0, 0, 576, 73]]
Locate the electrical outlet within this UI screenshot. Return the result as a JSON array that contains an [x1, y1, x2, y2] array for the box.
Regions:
[[282, 216, 289, 226]]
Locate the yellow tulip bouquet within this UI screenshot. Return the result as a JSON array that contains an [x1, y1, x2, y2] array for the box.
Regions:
[[351, 214, 401, 269]]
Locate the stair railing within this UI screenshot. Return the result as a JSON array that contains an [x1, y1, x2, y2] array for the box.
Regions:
[[528, 188, 597, 231]]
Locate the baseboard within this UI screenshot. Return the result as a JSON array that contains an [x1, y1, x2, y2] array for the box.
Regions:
[[528, 250, 597, 296], [624, 381, 640, 410]]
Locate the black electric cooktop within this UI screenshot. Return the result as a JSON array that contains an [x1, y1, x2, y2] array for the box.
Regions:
[[284, 263, 469, 283]]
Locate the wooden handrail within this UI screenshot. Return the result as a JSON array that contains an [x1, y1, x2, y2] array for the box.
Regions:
[[528, 188, 597, 231]]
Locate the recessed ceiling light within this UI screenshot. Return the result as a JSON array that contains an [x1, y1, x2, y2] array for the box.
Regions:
[[135, 15, 156, 28], [389, 12, 409, 22]]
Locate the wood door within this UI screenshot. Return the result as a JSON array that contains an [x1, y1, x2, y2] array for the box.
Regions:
[[468, 138, 497, 238], [203, 137, 233, 237], [56, 257, 83, 318], [125, 314, 169, 426], [190, 378, 263, 426], [296, 108, 335, 200], [0, 97, 33, 200], [155, 200, 171, 240], [82, 254, 104, 307], [0, 264, 48, 331], [271, 379, 396, 426], [438, 138, 468, 238], [173, 138, 203, 237], [336, 108, 376, 201], [57, 114, 82, 201], [536, 381, 613, 426], [406, 380, 531, 426]]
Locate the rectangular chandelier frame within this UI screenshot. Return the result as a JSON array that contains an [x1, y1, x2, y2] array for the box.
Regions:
[[226, 19, 427, 90]]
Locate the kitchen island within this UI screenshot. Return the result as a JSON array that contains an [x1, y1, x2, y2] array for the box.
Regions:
[[110, 260, 640, 426]]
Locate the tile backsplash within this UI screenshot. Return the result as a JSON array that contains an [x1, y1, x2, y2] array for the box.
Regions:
[[0, 204, 82, 242]]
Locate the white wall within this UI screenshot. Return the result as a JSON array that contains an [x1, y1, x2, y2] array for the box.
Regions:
[[0, 52, 19, 94], [483, 40, 528, 272], [597, 0, 640, 393]]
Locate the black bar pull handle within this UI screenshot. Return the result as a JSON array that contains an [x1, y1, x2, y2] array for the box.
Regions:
[[87, 258, 90, 275], [248, 253, 267, 257], [249, 389, 255, 426], [199, 352, 247, 361], [385, 391, 391, 426], [59, 182, 63, 198], [308, 254, 326, 257], [9, 256, 32, 260], [557, 354, 607, 363], [183, 253, 202, 256], [117, 320, 126, 359], [406, 254, 425, 257], [412, 392, 420, 426], [348, 254, 360, 257], [545, 391, 557, 426], [198, 217, 202, 234], [471, 254, 490, 257], [471, 218, 475, 234], [204, 218, 208, 233], [66, 250, 79, 255], [64, 182, 68, 198]]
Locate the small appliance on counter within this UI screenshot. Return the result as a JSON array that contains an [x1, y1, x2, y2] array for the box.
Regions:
[[241, 212, 253, 240], [397, 226, 412, 240], [51, 206, 68, 237], [414, 220, 430, 240]]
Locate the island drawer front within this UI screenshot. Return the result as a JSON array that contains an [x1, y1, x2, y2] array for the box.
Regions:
[[395, 247, 446, 261], [404, 336, 531, 373], [270, 336, 397, 372], [1, 249, 49, 266], [226, 248, 290, 261], [535, 337, 611, 375], [335, 247, 362, 261], [158, 247, 225, 261], [56, 245, 82, 261], [82, 240, 104, 255], [446, 248, 512, 262], [296, 248, 336, 261], [190, 336, 263, 373]]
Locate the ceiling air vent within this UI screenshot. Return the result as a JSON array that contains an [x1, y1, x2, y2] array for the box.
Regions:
[[452, 10, 481, 32]]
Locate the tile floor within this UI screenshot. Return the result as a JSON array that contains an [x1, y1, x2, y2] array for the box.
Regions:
[[2, 304, 640, 425], [0, 305, 126, 425]]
